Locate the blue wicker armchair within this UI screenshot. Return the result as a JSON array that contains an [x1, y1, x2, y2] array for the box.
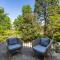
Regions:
[[32, 37, 53, 59], [6, 37, 23, 54]]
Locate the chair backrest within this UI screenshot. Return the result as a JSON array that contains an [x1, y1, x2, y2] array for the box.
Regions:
[[40, 37, 50, 47], [7, 38, 19, 45]]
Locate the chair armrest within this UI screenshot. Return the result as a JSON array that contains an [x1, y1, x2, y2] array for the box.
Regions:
[[19, 39, 23, 46], [17, 38, 23, 46], [32, 38, 40, 47], [47, 40, 53, 50]]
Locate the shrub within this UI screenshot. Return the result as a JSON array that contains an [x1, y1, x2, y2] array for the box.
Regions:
[[54, 42, 60, 53], [21, 33, 42, 42], [0, 30, 5, 36], [53, 32, 60, 42]]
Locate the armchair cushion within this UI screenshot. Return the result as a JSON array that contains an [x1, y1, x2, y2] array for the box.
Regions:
[[33, 45, 47, 54], [40, 38, 50, 47], [8, 44, 22, 50]]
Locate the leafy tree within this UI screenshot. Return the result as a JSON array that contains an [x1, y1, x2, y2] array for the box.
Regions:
[[22, 5, 32, 14], [14, 15, 25, 30], [48, 14, 60, 41], [46, 0, 60, 41], [34, 0, 60, 36], [0, 7, 11, 37], [14, 5, 41, 42], [0, 7, 11, 30]]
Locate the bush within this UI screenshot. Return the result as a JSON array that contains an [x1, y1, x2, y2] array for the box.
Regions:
[[21, 33, 42, 42], [0, 36, 7, 42], [54, 42, 60, 53], [53, 32, 60, 42], [0, 30, 5, 36]]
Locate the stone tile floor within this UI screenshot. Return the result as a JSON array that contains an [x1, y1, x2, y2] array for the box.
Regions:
[[0, 42, 60, 60]]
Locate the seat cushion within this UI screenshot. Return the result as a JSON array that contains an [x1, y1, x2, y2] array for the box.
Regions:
[[8, 44, 22, 50], [40, 38, 50, 47], [33, 45, 47, 54]]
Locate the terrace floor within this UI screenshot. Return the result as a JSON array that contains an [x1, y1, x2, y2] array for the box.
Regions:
[[0, 42, 60, 60]]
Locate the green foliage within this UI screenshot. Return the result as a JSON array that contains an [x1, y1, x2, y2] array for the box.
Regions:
[[22, 5, 32, 13], [48, 14, 60, 41], [0, 1, 60, 43], [0, 7, 11, 42], [34, 0, 59, 14], [34, 0, 60, 34], [0, 30, 22, 42], [54, 42, 60, 53], [0, 30, 5, 36], [34, 0, 43, 14], [0, 7, 11, 30], [53, 32, 60, 42], [14, 16, 25, 30], [0, 36, 7, 42], [14, 5, 41, 42]]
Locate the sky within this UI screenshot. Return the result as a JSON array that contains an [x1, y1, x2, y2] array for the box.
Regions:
[[0, 0, 35, 22]]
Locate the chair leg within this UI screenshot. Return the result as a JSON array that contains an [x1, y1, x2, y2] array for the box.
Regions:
[[18, 49, 22, 54], [49, 51, 53, 60], [43, 53, 49, 60], [32, 51, 35, 57], [7, 51, 11, 60], [44, 56, 46, 60], [44, 55, 48, 60]]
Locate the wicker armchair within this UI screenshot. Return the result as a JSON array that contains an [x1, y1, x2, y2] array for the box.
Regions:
[[6, 37, 23, 54], [32, 37, 53, 60]]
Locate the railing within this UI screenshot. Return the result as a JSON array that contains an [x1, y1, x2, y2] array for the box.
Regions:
[[23, 42, 32, 48]]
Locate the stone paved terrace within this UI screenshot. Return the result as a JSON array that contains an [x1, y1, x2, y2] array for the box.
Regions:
[[0, 42, 60, 60]]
